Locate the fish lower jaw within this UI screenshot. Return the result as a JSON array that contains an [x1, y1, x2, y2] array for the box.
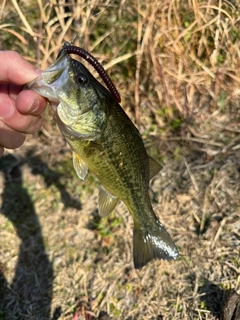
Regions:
[[31, 86, 59, 104]]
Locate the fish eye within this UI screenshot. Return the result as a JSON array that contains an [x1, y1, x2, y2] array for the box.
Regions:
[[76, 73, 88, 85]]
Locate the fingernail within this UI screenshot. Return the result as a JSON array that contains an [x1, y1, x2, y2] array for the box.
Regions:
[[0, 99, 14, 119], [28, 97, 39, 113]]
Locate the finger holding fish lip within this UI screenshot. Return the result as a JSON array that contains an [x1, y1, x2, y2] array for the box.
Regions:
[[0, 50, 41, 85], [0, 93, 43, 134], [16, 90, 47, 116], [0, 51, 48, 156]]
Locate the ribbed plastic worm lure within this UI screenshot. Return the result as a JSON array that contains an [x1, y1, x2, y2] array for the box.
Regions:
[[57, 43, 121, 103]]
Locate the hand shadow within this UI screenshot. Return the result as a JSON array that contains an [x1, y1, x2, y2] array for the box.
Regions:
[[0, 154, 79, 319], [28, 154, 81, 211]]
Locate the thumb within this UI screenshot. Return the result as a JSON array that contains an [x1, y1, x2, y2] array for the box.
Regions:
[[0, 51, 41, 85]]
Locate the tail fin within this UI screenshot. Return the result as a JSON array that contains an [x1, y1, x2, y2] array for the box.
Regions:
[[133, 219, 178, 269]]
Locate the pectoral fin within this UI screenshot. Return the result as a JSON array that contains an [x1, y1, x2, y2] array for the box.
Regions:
[[73, 152, 88, 180], [98, 187, 119, 216], [149, 156, 162, 180]]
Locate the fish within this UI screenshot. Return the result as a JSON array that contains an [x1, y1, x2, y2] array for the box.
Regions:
[[28, 48, 179, 269]]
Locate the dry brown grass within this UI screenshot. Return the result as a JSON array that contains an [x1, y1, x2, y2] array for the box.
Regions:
[[0, 0, 240, 319]]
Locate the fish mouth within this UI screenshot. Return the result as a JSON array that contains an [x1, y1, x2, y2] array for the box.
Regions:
[[27, 52, 70, 103]]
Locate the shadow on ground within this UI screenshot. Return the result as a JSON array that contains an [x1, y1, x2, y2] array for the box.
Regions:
[[0, 154, 81, 319], [199, 280, 240, 320]]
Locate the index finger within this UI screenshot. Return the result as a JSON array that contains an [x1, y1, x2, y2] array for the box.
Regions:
[[0, 51, 40, 85]]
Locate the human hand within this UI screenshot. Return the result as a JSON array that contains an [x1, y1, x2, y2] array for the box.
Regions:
[[0, 51, 47, 157]]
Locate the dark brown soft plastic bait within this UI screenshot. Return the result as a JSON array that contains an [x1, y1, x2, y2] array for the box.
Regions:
[[58, 44, 121, 103]]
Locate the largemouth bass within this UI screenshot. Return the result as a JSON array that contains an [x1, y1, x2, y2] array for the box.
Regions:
[[28, 49, 179, 269]]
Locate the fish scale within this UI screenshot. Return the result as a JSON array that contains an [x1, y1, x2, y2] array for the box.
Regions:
[[28, 48, 179, 269]]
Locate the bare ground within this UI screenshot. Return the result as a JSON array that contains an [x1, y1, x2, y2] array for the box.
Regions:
[[1, 0, 240, 319], [0, 110, 240, 319]]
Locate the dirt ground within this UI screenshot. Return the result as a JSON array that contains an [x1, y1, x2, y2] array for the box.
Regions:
[[1, 0, 240, 319], [0, 107, 240, 319]]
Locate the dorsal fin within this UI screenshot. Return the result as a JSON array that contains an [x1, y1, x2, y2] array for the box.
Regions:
[[149, 156, 161, 180]]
